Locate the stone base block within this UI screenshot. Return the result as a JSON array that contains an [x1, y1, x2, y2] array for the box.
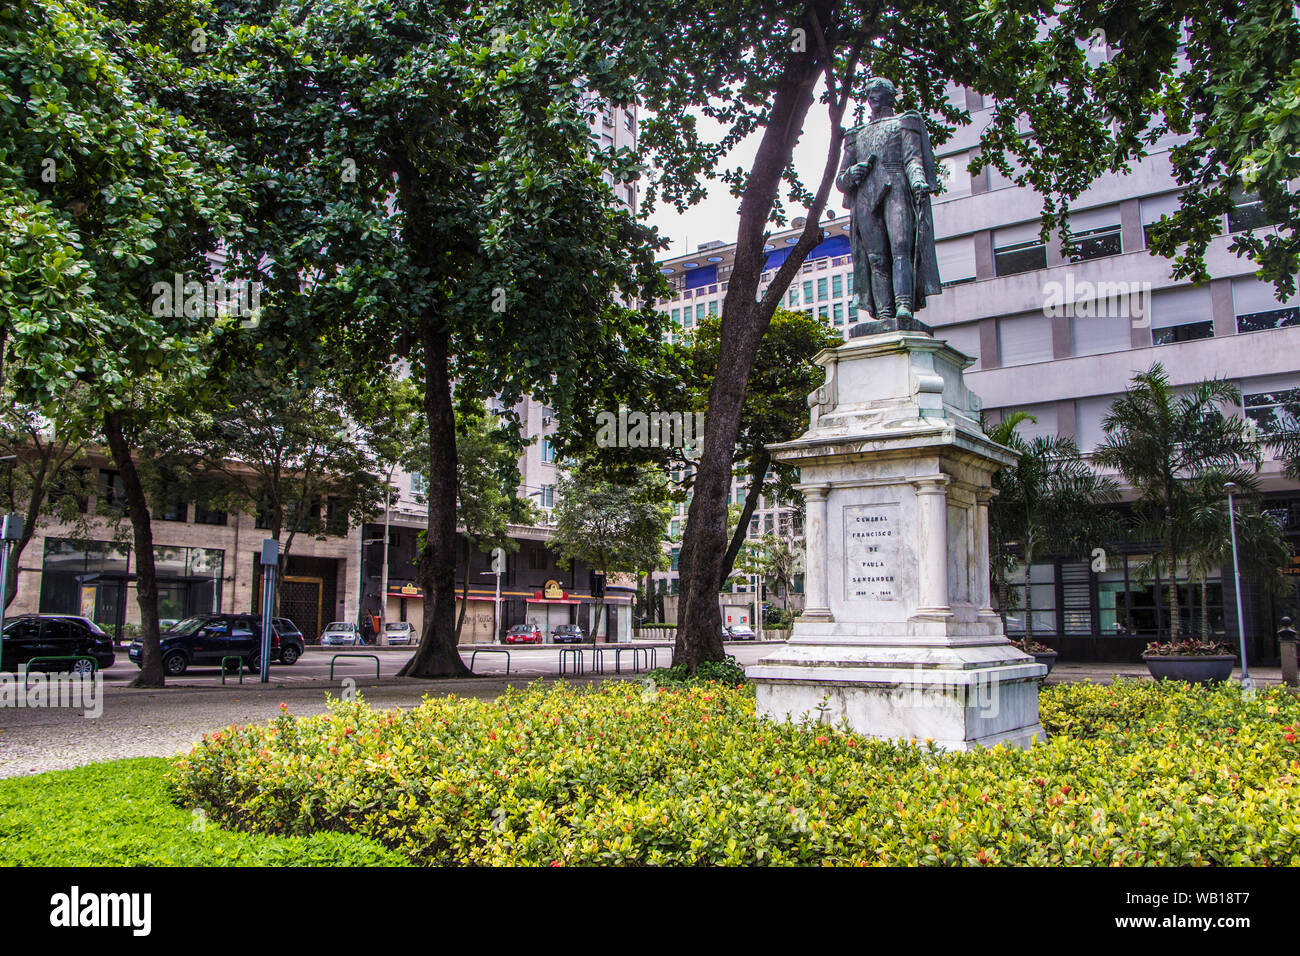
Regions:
[[749, 644, 1046, 750]]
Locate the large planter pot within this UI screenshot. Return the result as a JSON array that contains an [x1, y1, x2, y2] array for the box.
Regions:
[[1032, 650, 1058, 675], [1142, 654, 1236, 684]]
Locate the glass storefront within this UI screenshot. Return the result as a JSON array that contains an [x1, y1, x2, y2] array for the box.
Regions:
[[39, 538, 224, 639], [1002, 551, 1228, 659]]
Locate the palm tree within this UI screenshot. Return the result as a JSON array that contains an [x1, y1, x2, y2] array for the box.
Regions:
[[987, 412, 1120, 643], [1092, 364, 1262, 644]]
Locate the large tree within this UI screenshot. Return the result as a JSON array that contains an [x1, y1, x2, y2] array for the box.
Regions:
[[2, 0, 246, 686], [201, 0, 663, 678]]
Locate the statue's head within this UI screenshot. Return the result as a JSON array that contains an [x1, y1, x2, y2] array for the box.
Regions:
[[863, 77, 897, 116]]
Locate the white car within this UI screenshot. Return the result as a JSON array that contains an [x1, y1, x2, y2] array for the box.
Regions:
[[384, 621, 416, 646], [320, 621, 362, 646]]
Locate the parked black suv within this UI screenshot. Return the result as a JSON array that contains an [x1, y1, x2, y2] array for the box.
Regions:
[[128, 614, 299, 676], [270, 618, 306, 664], [1, 615, 116, 673]]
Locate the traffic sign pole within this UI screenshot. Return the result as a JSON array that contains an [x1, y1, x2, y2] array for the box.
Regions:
[[259, 539, 278, 683]]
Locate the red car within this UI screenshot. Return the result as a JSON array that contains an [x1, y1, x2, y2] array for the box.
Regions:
[[504, 623, 543, 644]]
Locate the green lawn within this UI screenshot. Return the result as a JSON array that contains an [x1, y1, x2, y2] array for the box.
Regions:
[[0, 757, 406, 866]]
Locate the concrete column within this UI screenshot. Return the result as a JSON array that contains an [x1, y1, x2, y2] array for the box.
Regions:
[[914, 476, 952, 615], [978, 317, 1000, 369], [1210, 277, 1237, 337], [974, 488, 995, 613], [802, 484, 833, 621], [973, 230, 995, 279]]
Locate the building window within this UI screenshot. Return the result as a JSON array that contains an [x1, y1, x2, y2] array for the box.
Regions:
[[541, 438, 556, 464], [1152, 321, 1214, 345], [1228, 192, 1273, 233], [321, 497, 344, 536], [817, 277, 828, 301], [410, 473, 428, 496], [1068, 224, 1122, 261], [160, 499, 188, 522], [788, 289, 799, 307], [97, 470, 125, 515], [670, 547, 680, 571], [1237, 306, 1300, 333], [994, 239, 1047, 276], [670, 519, 680, 538], [832, 274, 842, 298], [528, 548, 547, 571], [194, 500, 227, 526], [539, 485, 555, 509], [1244, 388, 1300, 435], [671, 308, 680, 324], [803, 280, 813, 303], [833, 302, 843, 325], [696, 303, 706, 322]]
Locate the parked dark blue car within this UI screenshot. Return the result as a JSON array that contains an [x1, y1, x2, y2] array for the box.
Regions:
[[128, 614, 300, 676]]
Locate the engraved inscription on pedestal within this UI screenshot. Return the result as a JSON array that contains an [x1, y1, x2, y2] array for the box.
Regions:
[[844, 502, 899, 601]]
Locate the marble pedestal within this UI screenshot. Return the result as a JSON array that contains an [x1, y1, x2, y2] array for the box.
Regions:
[[747, 330, 1045, 750]]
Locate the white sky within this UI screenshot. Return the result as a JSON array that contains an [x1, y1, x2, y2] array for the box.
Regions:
[[643, 95, 850, 258]]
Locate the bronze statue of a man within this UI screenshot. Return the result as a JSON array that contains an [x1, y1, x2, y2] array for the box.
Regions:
[[837, 78, 942, 330]]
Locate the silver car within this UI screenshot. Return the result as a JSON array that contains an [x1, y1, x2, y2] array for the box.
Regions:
[[320, 621, 362, 646], [383, 622, 416, 646]]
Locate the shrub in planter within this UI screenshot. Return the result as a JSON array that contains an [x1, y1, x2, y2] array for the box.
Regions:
[[169, 680, 1300, 866], [1143, 638, 1236, 684], [1009, 637, 1058, 674]]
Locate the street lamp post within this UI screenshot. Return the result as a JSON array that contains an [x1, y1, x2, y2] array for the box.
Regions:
[[1224, 482, 1252, 690]]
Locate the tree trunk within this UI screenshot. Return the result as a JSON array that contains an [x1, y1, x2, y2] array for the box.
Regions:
[[3, 526, 34, 611], [676, 41, 837, 671], [1166, 516, 1181, 642], [718, 451, 769, 589], [103, 410, 164, 688], [399, 320, 470, 678], [455, 536, 470, 642], [591, 594, 606, 648], [3, 445, 59, 609]]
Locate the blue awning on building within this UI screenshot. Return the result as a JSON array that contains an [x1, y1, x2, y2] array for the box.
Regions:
[[683, 265, 717, 289]]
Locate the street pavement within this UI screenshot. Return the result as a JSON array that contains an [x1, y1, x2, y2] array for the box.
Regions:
[[0, 641, 1287, 779]]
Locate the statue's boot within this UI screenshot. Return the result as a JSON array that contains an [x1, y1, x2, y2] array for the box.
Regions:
[[868, 257, 894, 320]]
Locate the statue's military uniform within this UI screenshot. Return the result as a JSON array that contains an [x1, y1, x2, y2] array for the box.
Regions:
[[837, 111, 942, 324]]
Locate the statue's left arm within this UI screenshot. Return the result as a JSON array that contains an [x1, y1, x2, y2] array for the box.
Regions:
[[900, 115, 937, 199]]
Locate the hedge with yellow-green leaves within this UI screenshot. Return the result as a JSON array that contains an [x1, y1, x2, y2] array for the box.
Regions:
[[168, 679, 1300, 865]]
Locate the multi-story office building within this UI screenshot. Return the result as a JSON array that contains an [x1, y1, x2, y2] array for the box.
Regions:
[[653, 79, 1299, 661], [6, 452, 362, 642]]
